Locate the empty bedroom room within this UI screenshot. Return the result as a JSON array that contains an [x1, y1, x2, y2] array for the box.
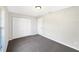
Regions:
[[0, 6, 79, 52]]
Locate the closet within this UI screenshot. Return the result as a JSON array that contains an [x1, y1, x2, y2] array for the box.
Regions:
[[12, 17, 31, 39]]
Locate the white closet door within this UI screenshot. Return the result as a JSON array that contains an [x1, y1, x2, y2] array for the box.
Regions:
[[12, 17, 31, 39]]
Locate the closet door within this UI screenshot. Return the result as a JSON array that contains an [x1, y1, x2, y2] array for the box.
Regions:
[[12, 17, 31, 39]]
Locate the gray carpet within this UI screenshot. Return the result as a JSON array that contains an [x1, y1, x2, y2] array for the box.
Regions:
[[7, 34, 78, 52]]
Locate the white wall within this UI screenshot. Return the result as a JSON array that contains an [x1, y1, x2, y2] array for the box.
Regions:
[[31, 18, 38, 35], [9, 13, 37, 39], [38, 7, 79, 50]]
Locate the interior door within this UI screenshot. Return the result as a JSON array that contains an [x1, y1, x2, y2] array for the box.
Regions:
[[0, 29, 1, 50], [0, 7, 9, 52], [0, 9, 1, 50]]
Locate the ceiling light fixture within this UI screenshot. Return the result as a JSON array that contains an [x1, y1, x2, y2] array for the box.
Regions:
[[35, 6, 42, 9]]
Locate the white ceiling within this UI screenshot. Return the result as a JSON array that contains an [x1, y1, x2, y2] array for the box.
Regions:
[[7, 6, 70, 18]]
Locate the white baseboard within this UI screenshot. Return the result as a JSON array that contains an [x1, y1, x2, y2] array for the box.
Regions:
[[39, 34, 79, 51]]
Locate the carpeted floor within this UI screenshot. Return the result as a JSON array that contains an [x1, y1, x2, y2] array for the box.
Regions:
[[7, 34, 78, 52]]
